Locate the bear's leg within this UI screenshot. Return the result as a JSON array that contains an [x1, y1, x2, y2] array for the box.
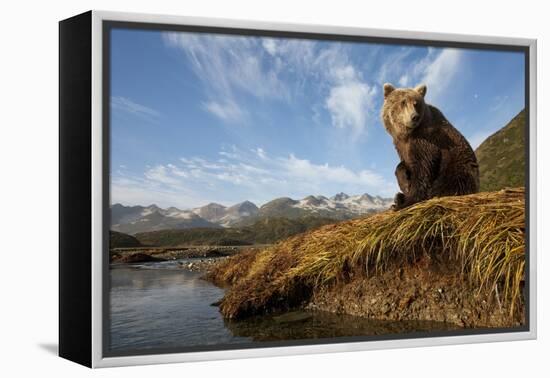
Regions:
[[391, 192, 406, 211], [395, 161, 411, 195], [392, 167, 432, 210], [391, 161, 411, 210]]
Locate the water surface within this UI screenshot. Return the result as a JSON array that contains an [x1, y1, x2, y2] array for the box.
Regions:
[[109, 260, 459, 354], [109, 260, 250, 353]]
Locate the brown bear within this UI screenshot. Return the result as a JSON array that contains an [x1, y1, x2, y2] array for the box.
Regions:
[[381, 83, 479, 210]]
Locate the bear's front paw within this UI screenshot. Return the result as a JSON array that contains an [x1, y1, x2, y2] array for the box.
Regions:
[[391, 192, 406, 211]]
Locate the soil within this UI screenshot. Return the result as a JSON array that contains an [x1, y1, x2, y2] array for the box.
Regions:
[[306, 255, 524, 328]]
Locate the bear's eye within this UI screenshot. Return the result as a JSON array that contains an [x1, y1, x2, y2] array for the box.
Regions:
[[401, 100, 406, 106]]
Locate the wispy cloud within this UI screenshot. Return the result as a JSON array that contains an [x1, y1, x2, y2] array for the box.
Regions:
[[163, 33, 289, 122], [254, 42, 461, 135], [326, 82, 377, 136], [262, 42, 378, 139], [112, 146, 397, 208], [165, 33, 379, 139], [489, 95, 510, 112], [202, 100, 246, 122], [377, 47, 464, 105], [111, 175, 209, 209], [111, 96, 160, 120], [111, 163, 210, 209], [376, 47, 416, 84], [418, 48, 463, 103]]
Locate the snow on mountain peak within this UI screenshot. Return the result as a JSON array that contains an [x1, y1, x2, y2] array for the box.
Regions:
[[331, 192, 350, 201]]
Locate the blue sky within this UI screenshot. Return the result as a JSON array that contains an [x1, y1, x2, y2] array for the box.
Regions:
[[110, 28, 525, 209]]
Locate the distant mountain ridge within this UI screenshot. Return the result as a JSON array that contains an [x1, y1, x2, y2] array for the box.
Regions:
[[111, 203, 222, 235], [255, 193, 391, 222], [111, 192, 392, 234], [194, 201, 260, 227]]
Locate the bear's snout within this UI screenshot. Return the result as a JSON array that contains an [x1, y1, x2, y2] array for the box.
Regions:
[[406, 112, 421, 129]]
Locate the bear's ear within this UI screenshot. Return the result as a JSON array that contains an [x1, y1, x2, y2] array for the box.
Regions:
[[414, 84, 427, 97], [383, 83, 395, 98]]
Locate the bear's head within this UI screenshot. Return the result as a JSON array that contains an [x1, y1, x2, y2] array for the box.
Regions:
[[381, 83, 428, 140]]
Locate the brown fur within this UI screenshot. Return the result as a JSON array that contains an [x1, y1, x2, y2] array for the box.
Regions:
[[381, 83, 479, 210]]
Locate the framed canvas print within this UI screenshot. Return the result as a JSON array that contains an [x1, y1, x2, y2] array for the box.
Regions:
[[59, 10, 537, 368]]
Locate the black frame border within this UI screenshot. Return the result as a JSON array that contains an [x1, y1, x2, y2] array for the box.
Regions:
[[59, 11, 93, 367]]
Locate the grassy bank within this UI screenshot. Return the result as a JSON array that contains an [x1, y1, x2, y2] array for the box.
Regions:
[[207, 188, 525, 326]]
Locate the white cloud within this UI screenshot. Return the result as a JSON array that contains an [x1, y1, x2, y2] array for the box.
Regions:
[[267, 43, 379, 139], [111, 96, 160, 120], [254, 147, 267, 159], [164, 32, 465, 139], [164, 32, 289, 122], [376, 47, 416, 84], [261, 39, 318, 77], [377, 47, 464, 106], [317, 49, 377, 138], [262, 38, 278, 56], [326, 82, 377, 136], [417, 48, 463, 103], [165, 33, 381, 139], [202, 100, 246, 122], [112, 146, 397, 208], [281, 153, 393, 192], [111, 176, 209, 209], [144, 165, 184, 186]]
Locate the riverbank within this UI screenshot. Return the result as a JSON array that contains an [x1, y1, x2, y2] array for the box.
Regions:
[[206, 188, 526, 328], [110, 245, 268, 264]]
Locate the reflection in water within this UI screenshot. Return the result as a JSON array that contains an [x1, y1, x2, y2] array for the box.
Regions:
[[225, 311, 460, 341], [109, 260, 459, 354]]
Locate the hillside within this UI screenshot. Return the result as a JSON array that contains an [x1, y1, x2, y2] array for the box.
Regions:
[[475, 109, 526, 191], [134, 216, 339, 246], [110, 231, 142, 249], [207, 189, 525, 328]]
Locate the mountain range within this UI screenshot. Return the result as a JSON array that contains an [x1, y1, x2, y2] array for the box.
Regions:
[[111, 192, 392, 234]]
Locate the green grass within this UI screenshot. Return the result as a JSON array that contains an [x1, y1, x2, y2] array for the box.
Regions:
[[110, 231, 142, 248], [476, 109, 526, 192], [134, 216, 340, 246]]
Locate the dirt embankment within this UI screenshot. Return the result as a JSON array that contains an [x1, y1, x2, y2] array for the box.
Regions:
[[307, 257, 523, 328], [206, 188, 526, 328]]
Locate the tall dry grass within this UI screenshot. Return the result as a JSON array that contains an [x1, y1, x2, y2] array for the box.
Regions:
[[208, 188, 526, 319]]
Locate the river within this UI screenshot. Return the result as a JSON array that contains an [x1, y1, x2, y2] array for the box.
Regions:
[[109, 259, 458, 354]]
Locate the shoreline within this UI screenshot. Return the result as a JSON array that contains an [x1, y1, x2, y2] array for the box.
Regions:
[[109, 254, 235, 273], [110, 244, 266, 264]]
